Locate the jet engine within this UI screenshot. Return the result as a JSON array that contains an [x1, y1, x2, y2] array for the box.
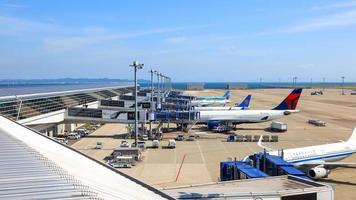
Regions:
[[283, 111, 292, 115], [207, 120, 220, 129], [308, 167, 330, 179]]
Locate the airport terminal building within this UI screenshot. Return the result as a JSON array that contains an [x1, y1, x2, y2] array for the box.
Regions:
[[0, 85, 134, 135]]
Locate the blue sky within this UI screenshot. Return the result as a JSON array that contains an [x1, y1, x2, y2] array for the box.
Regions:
[[1, 0, 356, 82]]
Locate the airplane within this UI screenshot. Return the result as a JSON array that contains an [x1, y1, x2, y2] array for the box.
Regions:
[[194, 94, 251, 111], [253, 128, 356, 179], [196, 91, 232, 101], [190, 91, 232, 107], [197, 88, 302, 125]]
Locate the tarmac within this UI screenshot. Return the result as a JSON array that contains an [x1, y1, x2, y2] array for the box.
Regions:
[[71, 88, 356, 200]]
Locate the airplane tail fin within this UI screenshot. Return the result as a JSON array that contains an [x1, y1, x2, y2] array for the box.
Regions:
[[272, 88, 303, 110], [236, 94, 251, 108], [347, 127, 356, 146], [223, 91, 232, 100]]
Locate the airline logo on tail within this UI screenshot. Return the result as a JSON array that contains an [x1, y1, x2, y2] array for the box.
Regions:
[[236, 94, 252, 109], [273, 88, 302, 110]]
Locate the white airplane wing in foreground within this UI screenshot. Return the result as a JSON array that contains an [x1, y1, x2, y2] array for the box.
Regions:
[[297, 160, 356, 168], [257, 135, 274, 152]]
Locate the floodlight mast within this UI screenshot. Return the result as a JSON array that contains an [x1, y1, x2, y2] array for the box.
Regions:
[[130, 61, 144, 145]]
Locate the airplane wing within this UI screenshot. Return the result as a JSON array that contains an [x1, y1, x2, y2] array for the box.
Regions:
[[257, 135, 275, 151], [296, 160, 356, 168]]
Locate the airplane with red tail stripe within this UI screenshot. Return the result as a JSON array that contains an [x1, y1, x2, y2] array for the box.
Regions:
[[197, 88, 302, 126]]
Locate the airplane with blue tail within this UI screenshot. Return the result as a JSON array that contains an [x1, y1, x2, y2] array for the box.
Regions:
[[190, 91, 232, 107], [194, 94, 251, 111]]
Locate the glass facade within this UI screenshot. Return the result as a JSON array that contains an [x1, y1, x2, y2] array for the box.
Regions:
[[0, 87, 134, 120]]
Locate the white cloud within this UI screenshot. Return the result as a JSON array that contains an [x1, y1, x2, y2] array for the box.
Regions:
[[0, 16, 62, 36], [312, 0, 356, 10], [0, 15, 209, 52], [0, 3, 27, 8], [280, 10, 356, 33], [42, 27, 195, 52]]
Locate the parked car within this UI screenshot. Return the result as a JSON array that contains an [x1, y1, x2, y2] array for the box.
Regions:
[[55, 138, 68, 145], [75, 128, 89, 137], [95, 142, 103, 149], [167, 139, 176, 149], [142, 134, 148, 141], [120, 141, 130, 148], [177, 134, 184, 141], [67, 132, 80, 140], [132, 141, 145, 149], [227, 134, 237, 142], [187, 135, 196, 141], [152, 140, 160, 148]]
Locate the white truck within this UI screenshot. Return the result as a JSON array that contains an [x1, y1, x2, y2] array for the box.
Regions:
[[167, 139, 176, 149], [152, 140, 160, 148], [270, 121, 288, 132]]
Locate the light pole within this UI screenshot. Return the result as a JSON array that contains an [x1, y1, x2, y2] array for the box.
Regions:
[[159, 73, 164, 107], [155, 71, 160, 110], [149, 69, 156, 136], [161, 74, 166, 94], [169, 77, 172, 90], [342, 76, 345, 95], [293, 76, 298, 87], [164, 75, 168, 92], [130, 61, 143, 145], [150, 69, 157, 110], [166, 76, 168, 91], [160, 73, 164, 92], [15, 95, 23, 121]]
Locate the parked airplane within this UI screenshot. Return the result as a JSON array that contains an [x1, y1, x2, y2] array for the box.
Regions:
[[254, 128, 356, 179], [196, 91, 232, 100], [190, 91, 232, 107], [194, 95, 251, 111], [198, 88, 302, 125]]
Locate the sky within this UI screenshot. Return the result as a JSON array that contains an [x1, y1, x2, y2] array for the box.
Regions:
[[1, 0, 356, 82]]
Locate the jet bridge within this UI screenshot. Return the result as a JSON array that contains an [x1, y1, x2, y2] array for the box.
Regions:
[[64, 107, 200, 124], [99, 99, 154, 111], [220, 153, 310, 182]]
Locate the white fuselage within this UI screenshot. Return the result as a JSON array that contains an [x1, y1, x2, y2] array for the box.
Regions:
[[269, 142, 356, 167], [194, 106, 244, 111], [190, 99, 230, 107], [198, 110, 287, 123]]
